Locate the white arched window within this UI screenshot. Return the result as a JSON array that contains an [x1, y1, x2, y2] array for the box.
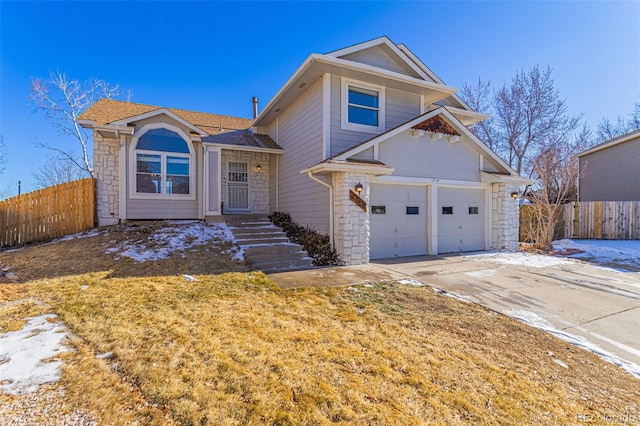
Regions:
[[130, 124, 195, 199]]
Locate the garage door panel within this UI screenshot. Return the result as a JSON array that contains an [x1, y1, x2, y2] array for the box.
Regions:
[[370, 184, 427, 259], [438, 188, 485, 254]]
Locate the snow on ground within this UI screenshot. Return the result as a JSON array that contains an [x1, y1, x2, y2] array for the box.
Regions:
[[553, 239, 640, 270], [505, 309, 640, 379], [466, 251, 574, 268], [105, 221, 244, 262], [0, 315, 71, 395]]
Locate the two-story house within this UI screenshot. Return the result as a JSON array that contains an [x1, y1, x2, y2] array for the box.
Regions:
[[79, 37, 528, 265]]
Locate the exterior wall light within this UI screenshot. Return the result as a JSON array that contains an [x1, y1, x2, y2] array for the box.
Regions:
[[355, 182, 363, 194], [511, 191, 519, 199], [255, 164, 262, 172]]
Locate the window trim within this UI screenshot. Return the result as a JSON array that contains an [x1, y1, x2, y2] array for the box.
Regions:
[[129, 123, 196, 200], [341, 78, 385, 134]]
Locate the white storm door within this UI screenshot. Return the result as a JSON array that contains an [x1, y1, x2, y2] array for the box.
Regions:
[[227, 162, 249, 211]]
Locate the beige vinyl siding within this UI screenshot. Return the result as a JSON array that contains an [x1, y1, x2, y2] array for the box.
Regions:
[[330, 76, 420, 156], [340, 45, 421, 78], [579, 137, 640, 201], [267, 78, 329, 234], [386, 88, 420, 128], [378, 131, 480, 181]]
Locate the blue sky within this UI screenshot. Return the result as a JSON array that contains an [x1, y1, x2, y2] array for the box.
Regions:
[[1, 1, 639, 197]]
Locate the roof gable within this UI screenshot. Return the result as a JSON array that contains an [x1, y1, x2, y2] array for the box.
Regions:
[[333, 108, 516, 176], [326, 36, 432, 82]]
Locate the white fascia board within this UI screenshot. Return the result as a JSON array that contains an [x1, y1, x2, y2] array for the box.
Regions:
[[78, 119, 96, 128], [318, 55, 457, 97], [395, 43, 445, 84], [301, 161, 394, 176], [480, 172, 536, 185], [326, 36, 391, 57], [333, 108, 445, 161], [327, 37, 430, 80], [577, 130, 640, 157], [202, 143, 283, 155], [445, 106, 489, 125], [85, 123, 135, 135], [110, 108, 208, 136], [372, 175, 490, 188]]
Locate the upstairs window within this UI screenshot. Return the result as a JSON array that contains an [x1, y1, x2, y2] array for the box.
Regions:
[[132, 126, 194, 198], [341, 79, 385, 133]]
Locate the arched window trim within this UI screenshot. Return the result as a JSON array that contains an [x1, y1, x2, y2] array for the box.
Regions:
[[129, 123, 196, 201]]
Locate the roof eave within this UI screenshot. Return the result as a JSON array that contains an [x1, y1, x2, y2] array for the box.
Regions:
[[202, 143, 283, 155], [301, 161, 394, 176], [577, 129, 640, 157]]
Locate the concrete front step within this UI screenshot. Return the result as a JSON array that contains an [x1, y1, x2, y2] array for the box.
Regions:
[[225, 216, 315, 273], [251, 258, 315, 273]]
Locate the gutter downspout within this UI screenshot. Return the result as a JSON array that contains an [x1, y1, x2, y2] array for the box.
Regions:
[[306, 171, 334, 245]]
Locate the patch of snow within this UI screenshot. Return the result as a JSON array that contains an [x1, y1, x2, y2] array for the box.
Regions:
[[53, 228, 103, 242], [464, 269, 496, 277], [183, 274, 197, 282], [0, 314, 71, 395], [432, 287, 470, 303], [396, 278, 425, 287], [467, 252, 574, 268], [95, 352, 113, 360], [105, 221, 242, 263], [504, 309, 640, 379], [553, 239, 640, 270], [552, 358, 569, 369]]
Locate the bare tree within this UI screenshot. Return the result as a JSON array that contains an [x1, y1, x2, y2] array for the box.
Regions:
[[522, 126, 591, 249], [32, 154, 90, 188], [29, 71, 128, 178], [596, 101, 640, 142], [462, 66, 582, 177]]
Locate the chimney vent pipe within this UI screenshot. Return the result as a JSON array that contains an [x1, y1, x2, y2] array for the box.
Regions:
[[252, 97, 258, 119]]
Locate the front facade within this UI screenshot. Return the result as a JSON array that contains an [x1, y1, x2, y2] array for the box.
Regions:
[[578, 129, 640, 202], [81, 37, 527, 265]]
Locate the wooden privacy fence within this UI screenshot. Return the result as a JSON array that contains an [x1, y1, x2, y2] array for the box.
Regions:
[[0, 178, 96, 247], [560, 201, 640, 240]]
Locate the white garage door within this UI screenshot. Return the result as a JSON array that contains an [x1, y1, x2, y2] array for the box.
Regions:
[[370, 184, 428, 259], [438, 187, 486, 254]]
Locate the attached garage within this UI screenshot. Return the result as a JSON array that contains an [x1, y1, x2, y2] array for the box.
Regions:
[[438, 187, 486, 254], [369, 183, 487, 259], [370, 184, 428, 259]]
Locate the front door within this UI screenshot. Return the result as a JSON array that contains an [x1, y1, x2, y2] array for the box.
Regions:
[[227, 161, 249, 211]]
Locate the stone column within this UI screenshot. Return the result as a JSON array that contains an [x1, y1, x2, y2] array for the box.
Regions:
[[332, 172, 370, 265], [93, 134, 120, 226], [491, 183, 520, 251]]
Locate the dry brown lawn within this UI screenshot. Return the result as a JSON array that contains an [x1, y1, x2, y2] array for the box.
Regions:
[[1, 222, 639, 425]]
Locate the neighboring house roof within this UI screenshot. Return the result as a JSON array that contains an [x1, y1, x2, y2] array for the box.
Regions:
[[578, 128, 640, 157], [202, 129, 282, 151], [79, 98, 252, 135]]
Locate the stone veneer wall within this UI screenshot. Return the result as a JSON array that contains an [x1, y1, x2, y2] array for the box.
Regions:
[[332, 172, 370, 265], [491, 183, 519, 251], [94, 134, 121, 226], [221, 150, 270, 214]]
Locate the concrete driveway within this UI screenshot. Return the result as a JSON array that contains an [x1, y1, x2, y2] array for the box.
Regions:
[[269, 252, 640, 371]]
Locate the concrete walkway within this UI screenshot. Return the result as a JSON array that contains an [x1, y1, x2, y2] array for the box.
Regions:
[[268, 253, 640, 369]]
